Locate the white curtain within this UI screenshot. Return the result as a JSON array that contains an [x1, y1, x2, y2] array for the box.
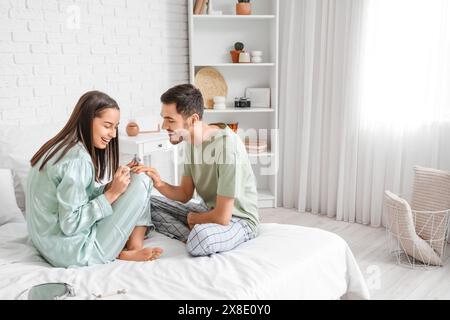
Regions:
[[279, 0, 450, 227]]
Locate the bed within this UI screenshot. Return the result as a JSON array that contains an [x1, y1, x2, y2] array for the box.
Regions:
[[0, 124, 370, 300], [0, 214, 369, 300]]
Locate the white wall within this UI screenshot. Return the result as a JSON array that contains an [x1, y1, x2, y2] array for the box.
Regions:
[[0, 0, 189, 182], [0, 0, 189, 128]]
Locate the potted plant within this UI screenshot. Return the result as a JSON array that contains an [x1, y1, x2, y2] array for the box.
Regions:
[[236, 0, 251, 15], [230, 42, 244, 63]]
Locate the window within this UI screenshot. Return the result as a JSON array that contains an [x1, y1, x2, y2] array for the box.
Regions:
[[361, 0, 450, 127]]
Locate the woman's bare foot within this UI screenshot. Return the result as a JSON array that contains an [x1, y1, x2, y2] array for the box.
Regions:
[[118, 247, 163, 262]]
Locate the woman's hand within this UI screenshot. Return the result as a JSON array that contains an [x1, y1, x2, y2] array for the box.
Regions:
[[104, 166, 131, 204], [131, 166, 164, 189], [126, 159, 140, 169], [127, 155, 142, 169]]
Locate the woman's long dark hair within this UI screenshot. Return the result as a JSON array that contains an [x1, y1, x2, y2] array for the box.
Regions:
[[30, 91, 120, 182]]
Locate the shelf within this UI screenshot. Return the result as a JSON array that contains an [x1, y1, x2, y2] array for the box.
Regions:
[[204, 107, 274, 114], [193, 15, 276, 20], [247, 152, 275, 158], [258, 189, 275, 200], [190, 0, 279, 209], [195, 63, 275, 67], [258, 189, 276, 208]]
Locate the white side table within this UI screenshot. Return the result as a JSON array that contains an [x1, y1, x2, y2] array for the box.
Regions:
[[119, 132, 178, 185]]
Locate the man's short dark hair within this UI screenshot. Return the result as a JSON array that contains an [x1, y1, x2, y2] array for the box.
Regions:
[[160, 84, 204, 120]]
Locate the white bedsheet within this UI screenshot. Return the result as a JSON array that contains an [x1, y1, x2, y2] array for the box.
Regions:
[[0, 216, 370, 300]]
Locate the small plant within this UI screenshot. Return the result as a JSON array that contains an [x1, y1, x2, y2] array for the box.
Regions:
[[234, 42, 244, 51], [230, 42, 245, 63]]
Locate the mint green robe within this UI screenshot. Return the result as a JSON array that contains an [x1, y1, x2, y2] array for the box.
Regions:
[[26, 142, 152, 267]]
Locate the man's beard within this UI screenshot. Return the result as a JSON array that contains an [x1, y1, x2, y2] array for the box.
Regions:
[[168, 122, 190, 145], [169, 134, 184, 145]]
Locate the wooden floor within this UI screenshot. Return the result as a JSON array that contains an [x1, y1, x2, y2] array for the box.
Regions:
[[260, 207, 450, 300]]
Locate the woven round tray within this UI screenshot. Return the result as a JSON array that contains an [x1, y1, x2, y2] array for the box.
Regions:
[[195, 67, 228, 109]]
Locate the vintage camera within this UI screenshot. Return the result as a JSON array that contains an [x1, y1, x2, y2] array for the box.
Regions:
[[234, 97, 251, 108]]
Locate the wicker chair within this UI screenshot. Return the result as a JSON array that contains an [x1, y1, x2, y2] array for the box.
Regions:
[[384, 166, 450, 268]]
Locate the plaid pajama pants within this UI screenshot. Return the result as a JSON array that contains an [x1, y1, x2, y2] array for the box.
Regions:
[[150, 196, 256, 257]]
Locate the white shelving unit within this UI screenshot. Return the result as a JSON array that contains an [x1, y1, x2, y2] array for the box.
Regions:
[[194, 63, 276, 67], [193, 14, 276, 20], [204, 107, 275, 114], [188, 0, 279, 208]]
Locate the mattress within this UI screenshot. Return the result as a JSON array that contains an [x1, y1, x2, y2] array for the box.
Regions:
[[0, 216, 370, 300]]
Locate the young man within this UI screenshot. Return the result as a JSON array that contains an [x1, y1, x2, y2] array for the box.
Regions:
[[133, 84, 259, 256]]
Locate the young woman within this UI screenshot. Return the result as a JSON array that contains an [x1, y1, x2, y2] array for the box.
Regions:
[[26, 91, 162, 268]]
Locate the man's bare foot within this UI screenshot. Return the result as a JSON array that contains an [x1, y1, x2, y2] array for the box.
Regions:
[[118, 247, 163, 262]]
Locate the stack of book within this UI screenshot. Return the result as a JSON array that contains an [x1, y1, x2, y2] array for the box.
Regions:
[[244, 139, 268, 154], [193, 0, 208, 14]]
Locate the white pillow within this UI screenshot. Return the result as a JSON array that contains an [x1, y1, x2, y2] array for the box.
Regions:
[[8, 156, 30, 213], [0, 123, 64, 212], [0, 169, 22, 225]]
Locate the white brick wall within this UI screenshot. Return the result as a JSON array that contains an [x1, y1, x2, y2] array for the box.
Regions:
[[0, 0, 189, 182], [0, 0, 189, 127]]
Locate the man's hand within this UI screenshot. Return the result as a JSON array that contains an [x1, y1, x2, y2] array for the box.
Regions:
[[131, 166, 165, 189], [185, 196, 234, 227], [187, 212, 196, 230]]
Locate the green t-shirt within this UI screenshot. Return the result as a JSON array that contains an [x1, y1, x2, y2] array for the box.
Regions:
[[183, 124, 259, 232]]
